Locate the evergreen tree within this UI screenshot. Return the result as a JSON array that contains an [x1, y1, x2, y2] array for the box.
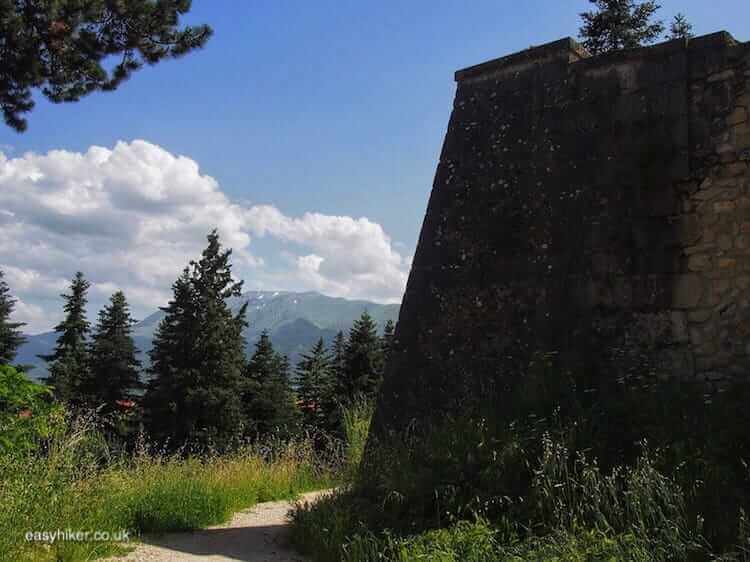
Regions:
[[668, 13, 694, 40], [0, 268, 26, 365], [145, 230, 247, 449], [381, 319, 396, 368], [1, 0, 212, 132], [295, 338, 335, 431], [143, 268, 197, 444], [41, 272, 91, 404], [330, 330, 346, 401], [331, 331, 346, 383], [86, 291, 142, 412], [242, 332, 299, 438], [579, 0, 664, 55], [341, 311, 383, 403], [189, 230, 248, 447]]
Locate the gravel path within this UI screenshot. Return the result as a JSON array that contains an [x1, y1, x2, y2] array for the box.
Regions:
[[111, 490, 330, 562]]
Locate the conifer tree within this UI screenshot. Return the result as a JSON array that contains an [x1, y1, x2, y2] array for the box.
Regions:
[[190, 230, 248, 447], [145, 230, 247, 449], [295, 338, 335, 431], [143, 268, 197, 444], [41, 272, 91, 403], [86, 291, 142, 412], [668, 13, 694, 40], [331, 331, 346, 382], [242, 332, 299, 438], [341, 311, 383, 403], [1, 0, 212, 132], [579, 0, 664, 55], [330, 330, 346, 402], [0, 269, 26, 365]]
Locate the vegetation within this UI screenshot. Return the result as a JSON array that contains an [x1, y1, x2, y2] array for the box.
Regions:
[[0, 269, 26, 365], [0, 0, 211, 132], [340, 397, 374, 482], [291, 357, 750, 561], [579, 0, 671, 55], [0, 358, 376, 562], [340, 311, 384, 406], [0, 414, 337, 562], [40, 272, 92, 405], [296, 338, 336, 432], [144, 230, 249, 449], [669, 13, 694, 40], [8, 231, 393, 453], [86, 291, 142, 413], [0, 232, 394, 560], [0, 365, 62, 454], [242, 331, 299, 439]]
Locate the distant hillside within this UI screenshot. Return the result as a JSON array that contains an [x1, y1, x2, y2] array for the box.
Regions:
[[16, 291, 400, 381]]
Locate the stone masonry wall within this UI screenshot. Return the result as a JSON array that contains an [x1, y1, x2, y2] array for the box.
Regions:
[[372, 32, 750, 434]]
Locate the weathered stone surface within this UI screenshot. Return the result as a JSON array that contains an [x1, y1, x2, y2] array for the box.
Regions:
[[689, 308, 713, 323], [674, 274, 705, 308], [714, 201, 736, 213], [372, 32, 750, 437], [728, 107, 748, 126], [688, 254, 712, 271]]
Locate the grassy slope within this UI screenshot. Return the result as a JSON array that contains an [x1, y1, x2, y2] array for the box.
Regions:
[[290, 375, 750, 562], [0, 428, 337, 562]]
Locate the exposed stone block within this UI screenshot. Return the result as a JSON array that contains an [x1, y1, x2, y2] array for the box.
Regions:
[[688, 254, 712, 271], [714, 201, 736, 213], [728, 107, 748, 126], [673, 274, 705, 308], [708, 69, 736, 82], [689, 308, 713, 323]]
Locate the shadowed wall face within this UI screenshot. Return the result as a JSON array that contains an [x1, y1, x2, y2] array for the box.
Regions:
[[374, 33, 750, 433]]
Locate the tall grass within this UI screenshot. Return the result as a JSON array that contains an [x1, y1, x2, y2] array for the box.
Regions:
[[291, 365, 750, 562], [0, 417, 338, 562], [341, 397, 374, 481], [291, 432, 702, 562]]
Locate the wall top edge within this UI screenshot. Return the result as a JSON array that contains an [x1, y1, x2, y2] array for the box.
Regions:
[[454, 31, 741, 83]]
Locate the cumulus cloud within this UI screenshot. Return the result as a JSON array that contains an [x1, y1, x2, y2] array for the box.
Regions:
[[0, 140, 409, 333], [245, 206, 408, 302]]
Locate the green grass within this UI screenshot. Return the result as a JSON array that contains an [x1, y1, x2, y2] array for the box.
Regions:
[[291, 375, 750, 562], [0, 420, 338, 562], [341, 397, 373, 482], [290, 441, 699, 562]]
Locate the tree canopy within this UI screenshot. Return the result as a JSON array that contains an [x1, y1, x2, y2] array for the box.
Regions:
[[0, 269, 26, 366], [242, 331, 299, 439], [296, 338, 335, 432], [145, 230, 248, 449], [86, 290, 142, 412], [341, 311, 384, 404], [579, 0, 665, 55], [668, 13, 694, 41], [40, 272, 91, 403], [0, 0, 212, 132]]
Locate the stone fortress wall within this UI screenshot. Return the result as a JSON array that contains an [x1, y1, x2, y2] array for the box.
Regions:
[[373, 32, 750, 432]]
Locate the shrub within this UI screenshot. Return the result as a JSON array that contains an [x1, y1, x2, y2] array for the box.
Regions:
[[0, 365, 64, 454]]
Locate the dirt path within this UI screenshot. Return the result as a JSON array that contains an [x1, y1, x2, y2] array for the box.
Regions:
[[112, 490, 330, 562]]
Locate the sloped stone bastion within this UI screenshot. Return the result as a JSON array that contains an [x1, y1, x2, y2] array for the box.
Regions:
[[373, 32, 750, 434]]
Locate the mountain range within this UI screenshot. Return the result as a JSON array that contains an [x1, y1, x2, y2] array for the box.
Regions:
[[16, 291, 400, 381]]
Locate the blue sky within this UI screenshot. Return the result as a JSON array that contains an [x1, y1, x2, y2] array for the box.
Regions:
[[0, 0, 748, 332]]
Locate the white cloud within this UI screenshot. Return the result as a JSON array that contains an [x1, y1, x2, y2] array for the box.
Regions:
[[0, 140, 409, 333], [245, 206, 408, 303], [12, 297, 51, 334]]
